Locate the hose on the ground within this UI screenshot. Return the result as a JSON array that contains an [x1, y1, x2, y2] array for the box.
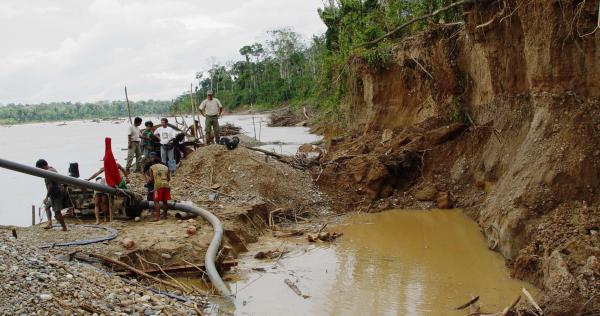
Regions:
[[39, 224, 118, 249], [0, 157, 231, 297], [143, 201, 232, 297]]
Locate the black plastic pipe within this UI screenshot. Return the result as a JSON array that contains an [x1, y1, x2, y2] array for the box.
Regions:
[[0, 157, 231, 296]]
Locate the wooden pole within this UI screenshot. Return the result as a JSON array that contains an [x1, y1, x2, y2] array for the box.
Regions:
[[124, 86, 132, 124], [189, 83, 197, 137], [31, 205, 35, 226]]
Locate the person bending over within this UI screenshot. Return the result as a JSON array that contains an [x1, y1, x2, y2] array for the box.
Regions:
[[148, 161, 171, 222], [35, 159, 67, 231]]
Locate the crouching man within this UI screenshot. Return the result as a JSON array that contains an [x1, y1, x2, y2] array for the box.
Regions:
[[36, 159, 68, 231], [149, 160, 171, 222]]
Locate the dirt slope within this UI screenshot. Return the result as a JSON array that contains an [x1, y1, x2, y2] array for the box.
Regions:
[[316, 1, 600, 314]]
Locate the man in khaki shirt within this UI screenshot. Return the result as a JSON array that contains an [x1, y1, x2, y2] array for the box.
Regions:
[[199, 90, 223, 144]]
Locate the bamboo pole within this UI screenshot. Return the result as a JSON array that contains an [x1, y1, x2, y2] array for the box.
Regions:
[[124, 86, 132, 124]]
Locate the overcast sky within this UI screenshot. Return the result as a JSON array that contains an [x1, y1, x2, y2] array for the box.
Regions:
[[0, 0, 327, 104]]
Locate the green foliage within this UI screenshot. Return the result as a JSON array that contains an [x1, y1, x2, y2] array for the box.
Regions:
[[171, 1, 466, 124], [0, 100, 171, 124]]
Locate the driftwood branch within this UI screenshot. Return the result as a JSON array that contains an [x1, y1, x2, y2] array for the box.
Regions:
[[522, 288, 544, 315], [456, 296, 480, 310], [357, 0, 488, 47], [90, 253, 190, 294], [243, 145, 284, 159]]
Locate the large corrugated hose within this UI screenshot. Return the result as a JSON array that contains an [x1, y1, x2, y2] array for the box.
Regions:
[[142, 200, 231, 297], [0, 157, 232, 297]]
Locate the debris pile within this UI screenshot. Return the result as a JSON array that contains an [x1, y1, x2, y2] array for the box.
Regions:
[[219, 123, 242, 136], [268, 107, 307, 127]]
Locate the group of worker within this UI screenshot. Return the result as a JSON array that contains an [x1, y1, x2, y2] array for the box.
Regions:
[[36, 90, 224, 229]]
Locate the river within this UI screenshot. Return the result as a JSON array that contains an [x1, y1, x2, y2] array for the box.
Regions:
[[0, 114, 319, 226], [191, 209, 536, 315]]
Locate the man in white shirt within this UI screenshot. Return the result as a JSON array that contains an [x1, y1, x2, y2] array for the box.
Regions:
[[126, 117, 143, 172], [153, 118, 177, 170], [199, 90, 223, 144]]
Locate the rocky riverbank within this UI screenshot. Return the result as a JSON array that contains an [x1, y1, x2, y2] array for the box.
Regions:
[[0, 231, 204, 315]]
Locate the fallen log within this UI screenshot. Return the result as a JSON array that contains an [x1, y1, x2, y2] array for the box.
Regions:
[[272, 230, 304, 238], [284, 278, 310, 299]]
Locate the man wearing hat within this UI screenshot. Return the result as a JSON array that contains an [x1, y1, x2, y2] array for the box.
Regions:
[[199, 90, 223, 144]]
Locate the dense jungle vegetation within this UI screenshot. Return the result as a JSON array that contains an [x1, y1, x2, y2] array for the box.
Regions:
[[172, 0, 463, 119], [0, 100, 170, 124]]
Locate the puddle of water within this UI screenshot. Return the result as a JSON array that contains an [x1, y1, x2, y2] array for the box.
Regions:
[[192, 209, 536, 315]]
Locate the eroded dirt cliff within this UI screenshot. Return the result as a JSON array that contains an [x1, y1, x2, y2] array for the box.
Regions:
[[315, 1, 600, 314]]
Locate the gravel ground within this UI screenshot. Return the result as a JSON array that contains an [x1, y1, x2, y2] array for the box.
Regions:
[[0, 230, 205, 315]]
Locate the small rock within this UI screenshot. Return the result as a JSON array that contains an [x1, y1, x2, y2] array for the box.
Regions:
[[186, 226, 197, 235], [121, 238, 135, 250], [134, 217, 141, 222], [39, 293, 53, 301], [436, 192, 452, 209], [160, 253, 172, 260]]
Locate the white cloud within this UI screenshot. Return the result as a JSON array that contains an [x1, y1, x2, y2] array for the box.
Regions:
[[0, 0, 326, 104]]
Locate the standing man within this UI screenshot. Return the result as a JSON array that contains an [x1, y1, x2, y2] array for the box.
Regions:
[[35, 159, 67, 231], [154, 118, 177, 172], [199, 90, 223, 144], [126, 117, 143, 173], [87, 163, 129, 224], [148, 159, 171, 222], [141, 121, 158, 159]]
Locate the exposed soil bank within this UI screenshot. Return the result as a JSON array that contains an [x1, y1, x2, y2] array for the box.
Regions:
[[314, 1, 600, 314]]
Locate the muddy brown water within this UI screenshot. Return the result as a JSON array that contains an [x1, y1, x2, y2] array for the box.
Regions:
[[182, 209, 537, 315]]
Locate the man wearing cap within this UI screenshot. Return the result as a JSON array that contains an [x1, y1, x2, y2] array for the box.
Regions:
[[35, 159, 68, 231], [199, 90, 223, 144]]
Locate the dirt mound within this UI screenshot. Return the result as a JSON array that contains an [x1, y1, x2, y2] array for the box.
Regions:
[[315, 0, 600, 314], [173, 144, 330, 216]]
